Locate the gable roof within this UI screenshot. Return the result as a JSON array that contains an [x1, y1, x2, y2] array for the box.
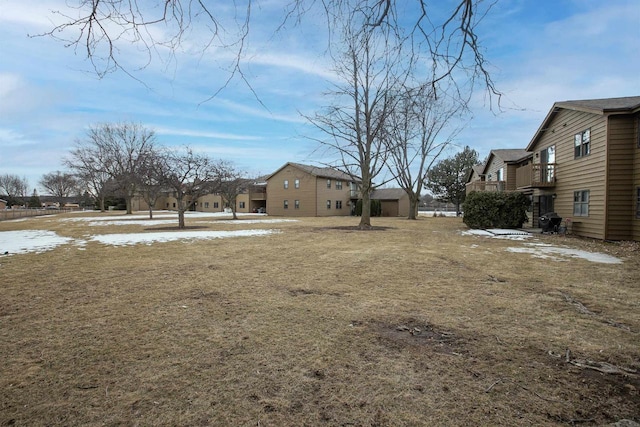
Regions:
[[466, 163, 486, 183], [527, 96, 640, 150], [267, 162, 360, 182], [481, 149, 531, 174], [371, 188, 406, 200]]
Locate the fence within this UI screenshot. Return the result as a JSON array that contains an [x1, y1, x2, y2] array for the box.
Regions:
[[0, 208, 65, 221]]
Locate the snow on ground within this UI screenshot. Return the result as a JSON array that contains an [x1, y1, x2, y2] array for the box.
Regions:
[[506, 242, 622, 264], [90, 229, 279, 246], [0, 230, 74, 255], [461, 228, 622, 264], [1, 211, 286, 255]]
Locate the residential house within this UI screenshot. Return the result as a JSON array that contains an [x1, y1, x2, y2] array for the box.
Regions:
[[466, 149, 532, 193], [371, 188, 411, 217], [518, 96, 640, 240], [266, 162, 359, 216], [465, 163, 486, 188]]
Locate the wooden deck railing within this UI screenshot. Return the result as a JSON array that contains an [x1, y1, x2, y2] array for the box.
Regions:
[[465, 181, 506, 193], [516, 163, 556, 188]]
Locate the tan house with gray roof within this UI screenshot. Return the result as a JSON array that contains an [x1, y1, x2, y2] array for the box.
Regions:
[[520, 96, 640, 240], [466, 149, 532, 193], [265, 162, 360, 216]]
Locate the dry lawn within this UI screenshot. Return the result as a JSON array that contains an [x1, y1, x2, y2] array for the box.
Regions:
[[1, 213, 639, 426]]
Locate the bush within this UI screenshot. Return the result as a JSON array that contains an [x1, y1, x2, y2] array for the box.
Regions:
[[462, 191, 530, 229], [354, 199, 381, 217]]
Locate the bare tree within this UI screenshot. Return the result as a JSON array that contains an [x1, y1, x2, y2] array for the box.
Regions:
[[0, 174, 30, 207], [306, 3, 405, 229], [163, 147, 217, 229], [40, 171, 79, 207], [38, 1, 500, 104], [384, 85, 466, 219], [213, 161, 247, 220], [65, 135, 115, 212], [84, 122, 157, 214], [137, 149, 170, 219]]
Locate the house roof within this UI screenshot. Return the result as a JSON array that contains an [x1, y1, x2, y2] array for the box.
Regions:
[[267, 162, 360, 182], [465, 163, 486, 183], [371, 188, 406, 200], [527, 96, 640, 150], [480, 149, 531, 175]]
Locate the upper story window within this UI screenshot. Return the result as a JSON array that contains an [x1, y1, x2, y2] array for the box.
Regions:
[[496, 168, 503, 182], [336, 180, 343, 190], [574, 129, 591, 158], [284, 180, 289, 189], [327, 179, 332, 189], [326, 200, 331, 209], [336, 200, 342, 209], [294, 179, 300, 189], [573, 190, 589, 216]]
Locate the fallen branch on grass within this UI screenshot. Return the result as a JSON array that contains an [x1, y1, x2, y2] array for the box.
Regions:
[[548, 349, 638, 377], [557, 291, 632, 332]]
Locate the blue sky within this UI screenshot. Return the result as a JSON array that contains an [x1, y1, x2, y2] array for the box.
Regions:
[[1, 0, 639, 193]]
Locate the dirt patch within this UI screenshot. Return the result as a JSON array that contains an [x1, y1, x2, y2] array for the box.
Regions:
[[315, 225, 393, 232], [371, 318, 465, 355]]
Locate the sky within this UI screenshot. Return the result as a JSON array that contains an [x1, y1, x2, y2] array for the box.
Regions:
[[1, 0, 639, 194]]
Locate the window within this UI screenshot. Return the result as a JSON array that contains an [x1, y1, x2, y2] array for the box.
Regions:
[[496, 168, 503, 182], [284, 200, 289, 209], [574, 129, 591, 158], [294, 200, 300, 209], [326, 200, 331, 209], [327, 179, 332, 189], [336, 180, 343, 190], [204, 202, 209, 208], [173, 202, 176, 208], [239, 202, 245, 209], [636, 188, 640, 218], [284, 180, 289, 189], [294, 179, 300, 189], [214, 202, 219, 209], [336, 200, 342, 209], [573, 190, 589, 216]]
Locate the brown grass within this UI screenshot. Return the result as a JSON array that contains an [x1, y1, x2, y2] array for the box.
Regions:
[[1, 213, 639, 426]]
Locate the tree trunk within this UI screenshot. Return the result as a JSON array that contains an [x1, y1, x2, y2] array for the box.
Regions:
[[359, 190, 372, 229], [125, 195, 133, 214], [99, 196, 105, 212], [408, 194, 419, 220], [178, 209, 185, 228], [148, 207, 153, 219]]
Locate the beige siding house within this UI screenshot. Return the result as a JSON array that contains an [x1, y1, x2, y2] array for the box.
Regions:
[[519, 96, 640, 240], [466, 149, 531, 193], [266, 163, 359, 217], [371, 188, 411, 217]]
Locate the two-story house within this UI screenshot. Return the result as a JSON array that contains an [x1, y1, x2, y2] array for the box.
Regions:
[[466, 149, 531, 193], [518, 96, 640, 240], [266, 162, 360, 217]]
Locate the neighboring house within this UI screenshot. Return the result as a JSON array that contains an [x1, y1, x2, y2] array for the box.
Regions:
[[465, 164, 486, 188], [466, 149, 531, 193], [519, 96, 640, 241], [371, 188, 411, 217], [266, 162, 359, 217], [0, 199, 6, 210]]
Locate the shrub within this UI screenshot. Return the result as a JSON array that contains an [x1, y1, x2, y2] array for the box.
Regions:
[[462, 191, 530, 229], [354, 199, 381, 217]]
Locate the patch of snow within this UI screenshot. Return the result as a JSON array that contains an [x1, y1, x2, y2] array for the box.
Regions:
[[506, 243, 622, 264], [90, 229, 279, 246], [461, 229, 531, 240], [0, 230, 74, 255]]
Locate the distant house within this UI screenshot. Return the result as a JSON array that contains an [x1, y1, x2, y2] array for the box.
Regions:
[[520, 96, 640, 240], [371, 188, 411, 217], [266, 162, 359, 217], [466, 149, 531, 193]]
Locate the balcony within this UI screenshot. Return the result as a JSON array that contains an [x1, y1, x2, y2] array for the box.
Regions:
[[516, 163, 556, 189], [466, 181, 506, 193]]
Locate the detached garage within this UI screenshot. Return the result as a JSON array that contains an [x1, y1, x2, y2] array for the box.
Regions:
[[371, 188, 410, 217]]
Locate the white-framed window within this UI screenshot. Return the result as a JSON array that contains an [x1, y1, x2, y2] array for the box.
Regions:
[[573, 190, 589, 216], [294, 179, 300, 189], [574, 129, 591, 158], [336, 181, 343, 190], [294, 200, 300, 209], [284, 180, 289, 189], [326, 200, 331, 209], [214, 202, 219, 208], [283, 200, 289, 209], [204, 202, 209, 208], [496, 168, 503, 182], [336, 200, 342, 209], [327, 179, 331, 189], [239, 201, 245, 209]]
